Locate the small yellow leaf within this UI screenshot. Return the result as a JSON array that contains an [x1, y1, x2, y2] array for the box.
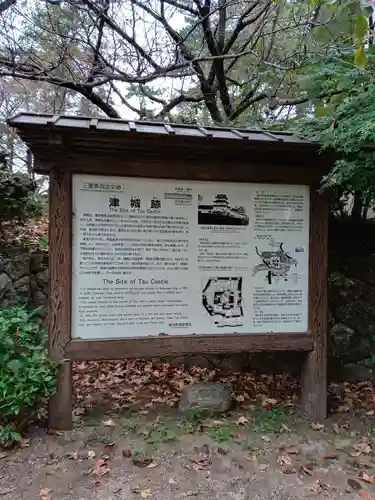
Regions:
[[102, 418, 116, 427], [147, 460, 160, 468], [311, 422, 324, 431], [353, 442, 372, 455], [354, 45, 367, 68], [277, 455, 292, 466], [236, 416, 249, 426], [133, 488, 152, 499], [358, 471, 375, 484]]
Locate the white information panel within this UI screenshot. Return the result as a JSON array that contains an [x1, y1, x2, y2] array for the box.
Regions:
[[72, 175, 310, 339]]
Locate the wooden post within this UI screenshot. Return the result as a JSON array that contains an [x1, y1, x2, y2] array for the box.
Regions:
[[300, 187, 329, 421], [48, 169, 73, 430]]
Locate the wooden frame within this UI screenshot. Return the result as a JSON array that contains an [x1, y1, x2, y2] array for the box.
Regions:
[[9, 114, 330, 429]]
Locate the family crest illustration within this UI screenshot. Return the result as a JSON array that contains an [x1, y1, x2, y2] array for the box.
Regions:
[[252, 243, 298, 284]]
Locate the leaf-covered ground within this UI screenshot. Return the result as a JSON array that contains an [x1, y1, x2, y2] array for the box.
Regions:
[[2, 360, 375, 499]]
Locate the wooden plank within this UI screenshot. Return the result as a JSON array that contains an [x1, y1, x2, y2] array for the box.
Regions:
[[300, 187, 329, 421], [48, 169, 73, 430], [33, 155, 328, 186], [65, 333, 313, 361]]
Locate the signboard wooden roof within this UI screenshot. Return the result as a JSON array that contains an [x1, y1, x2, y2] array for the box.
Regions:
[[7, 112, 328, 176]]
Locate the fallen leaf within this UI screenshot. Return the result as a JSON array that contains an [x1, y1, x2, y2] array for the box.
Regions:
[[337, 404, 351, 413], [358, 471, 375, 484], [184, 456, 211, 471], [147, 460, 160, 468], [133, 457, 153, 468], [261, 435, 271, 442], [313, 480, 329, 492], [285, 446, 299, 455], [262, 398, 278, 408], [47, 429, 63, 436], [122, 448, 132, 458], [366, 410, 375, 416], [280, 423, 291, 433], [208, 420, 226, 426], [91, 459, 110, 476], [300, 464, 313, 476], [353, 443, 372, 455], [277, 455, 292, 466], [133, 488, 152, 498], [311, 422, 324, 431], [102, 419, 116, 427], [324, 453, 339, 460], [39, 488, 52, 500], [348, 478, 362, 492], [236, 415, 249, 426]]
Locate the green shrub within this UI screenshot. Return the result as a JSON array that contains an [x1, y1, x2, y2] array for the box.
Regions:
[[0, 306, 57, 447]]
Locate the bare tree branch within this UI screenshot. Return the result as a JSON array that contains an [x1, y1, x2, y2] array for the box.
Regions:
[[0, 0, 16, 14]]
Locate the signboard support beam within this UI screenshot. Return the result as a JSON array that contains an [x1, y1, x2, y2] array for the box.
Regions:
[[48, 169, 73, 430], [300, 189, 328, 421]]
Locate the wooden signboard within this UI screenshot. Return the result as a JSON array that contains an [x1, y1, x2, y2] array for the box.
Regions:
[[9, 114, 330, 429]]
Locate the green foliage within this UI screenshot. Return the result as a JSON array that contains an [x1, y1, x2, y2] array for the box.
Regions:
[[0, 169, 43, 222], [293, 50, 375, 194], [0, 306, 57, 448]]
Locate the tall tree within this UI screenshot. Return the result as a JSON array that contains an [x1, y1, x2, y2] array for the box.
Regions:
[[0, 0, 371, 123]]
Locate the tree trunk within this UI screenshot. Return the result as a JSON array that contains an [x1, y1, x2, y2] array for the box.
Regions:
[[351, 191, 363, 222]]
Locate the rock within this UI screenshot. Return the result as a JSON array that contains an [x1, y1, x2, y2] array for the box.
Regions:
[[0, 272, 11, 295], [178, 382, 233, 413], [330, 323, 356, 357], [4, 255, 30, 280], [336, 302, 375, 334], [342, 362, 374, 383]]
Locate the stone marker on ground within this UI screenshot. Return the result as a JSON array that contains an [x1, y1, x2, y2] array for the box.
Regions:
[[179, 382, 233, 413]]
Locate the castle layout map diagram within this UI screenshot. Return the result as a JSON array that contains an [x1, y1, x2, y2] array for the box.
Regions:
[[202, 277, 244, 328]]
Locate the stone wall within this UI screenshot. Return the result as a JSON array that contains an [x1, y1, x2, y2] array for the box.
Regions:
[[0, 248, 48, 324]]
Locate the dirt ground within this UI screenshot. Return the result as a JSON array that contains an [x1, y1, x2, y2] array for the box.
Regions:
[[2, 405, 375, 500]]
